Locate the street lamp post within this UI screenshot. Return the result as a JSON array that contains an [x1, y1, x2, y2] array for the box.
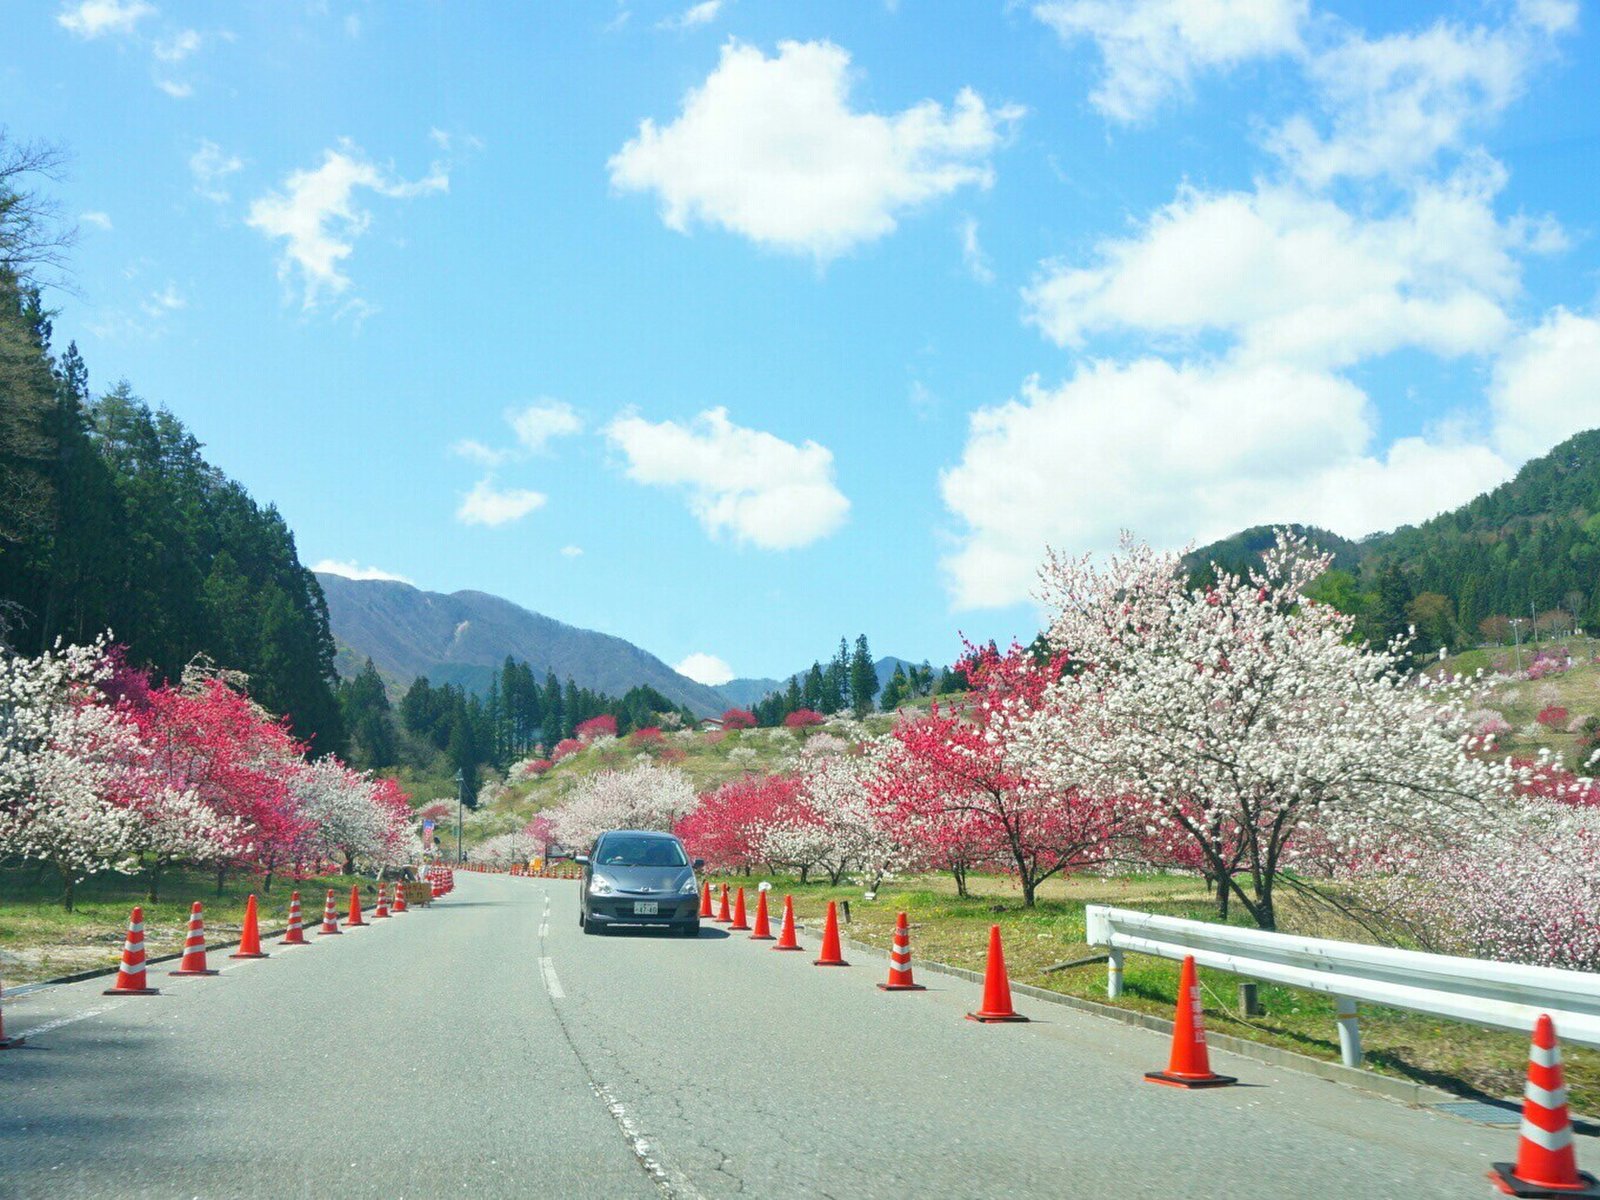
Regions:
[[453, 768, 466, 864]]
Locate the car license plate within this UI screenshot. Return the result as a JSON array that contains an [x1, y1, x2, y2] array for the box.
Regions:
[[633, 901, 659, 915]]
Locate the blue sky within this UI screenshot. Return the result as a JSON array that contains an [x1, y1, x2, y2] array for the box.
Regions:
[[5, 1, 1599, 685]]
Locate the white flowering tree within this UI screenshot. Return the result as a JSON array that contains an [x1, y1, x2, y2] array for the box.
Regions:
[[0, 640, 146, 908], [547, 763, 698, 849], [1028, 531, 1522, 931], [794, 751, 913, 889]]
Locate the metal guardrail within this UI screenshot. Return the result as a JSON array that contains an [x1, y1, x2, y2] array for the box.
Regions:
[[1085, 904, 1600, 1068]]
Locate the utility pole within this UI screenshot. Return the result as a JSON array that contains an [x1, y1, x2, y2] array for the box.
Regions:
[[1511, 617, 1525, 673], [453, 768, 465, 864]]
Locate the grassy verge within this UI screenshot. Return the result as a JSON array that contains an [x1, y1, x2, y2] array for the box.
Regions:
[[704, 869, 1600, 1113], [0, 866, 378, 986]]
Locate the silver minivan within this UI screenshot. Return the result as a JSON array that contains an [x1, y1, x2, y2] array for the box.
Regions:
[[577, 829, 703, 936]]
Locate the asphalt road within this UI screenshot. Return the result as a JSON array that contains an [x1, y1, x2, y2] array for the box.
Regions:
[[0, 871, 1574, 1198]]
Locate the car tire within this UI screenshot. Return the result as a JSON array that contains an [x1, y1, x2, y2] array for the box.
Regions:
[[583, 914, 603, 935]]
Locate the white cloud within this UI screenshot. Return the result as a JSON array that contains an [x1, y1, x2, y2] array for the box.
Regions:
[[155, 78, 192, 99], [140, 283, 185, 317], [450, 438, 511, 468], [605, 406, 850, 549], [939, 359, 1510, 608], [508, 400, 583, 453], [609, 39, 1022, 260], [1490, 309, 1600, 462], [675, 652, 734, 686], [456, 478, 547, 527], [1269, 6, 1576, 187], [80, 211, 113, 231], [1034, 0, 1306, 123], [1023, 165, 1521, 370], [246, 141, 448, 309], [311, 559, 415, 584], [153, 28, 199, 62], [57, 0, 154, 39], [659, 1, 723, 31], [190, 140, 243, 203], [959, 215, 994, 285], [560, 545, 584, 558], [345, 13, 362, 38]]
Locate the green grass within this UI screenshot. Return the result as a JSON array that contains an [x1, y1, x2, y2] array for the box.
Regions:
[[706, 869, 1600, 1113], [0, 865, 377, 986]]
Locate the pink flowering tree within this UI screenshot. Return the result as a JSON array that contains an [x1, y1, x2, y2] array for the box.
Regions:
[[575, 714, 618, 742], [1029, 531, 1525, 930], [676, 774, 801, 873], [721, 708, 757, 731], [783, 709, 825, 729]]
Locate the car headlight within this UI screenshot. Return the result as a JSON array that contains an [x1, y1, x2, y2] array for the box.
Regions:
[[589, 875, 614, 895], [679, 876, 698, 894]]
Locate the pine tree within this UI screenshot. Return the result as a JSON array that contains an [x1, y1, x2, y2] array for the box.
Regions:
[[849, 634, 878, 715]]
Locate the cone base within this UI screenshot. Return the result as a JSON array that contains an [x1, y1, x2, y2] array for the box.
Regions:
[[103, 986, 159, 995], [813, 959, 850, 967], [878, 982, 926, 991], [1489, 1165, 1600, 1197], [278, 939, 309, 946], [373, 912, 390, 919], [227, 951, 270, 959], [318, 928, 342, 936], [967, 1010, 1028, 1022], [772, 944, 804, 951], [169, 967, 219, 976], [345, 919, 367, 927], [749, 934, 775, 941], [1144, 1069, 1236, 1088], [0, 1036, 25, 1049], [729, 924, 752, 932]]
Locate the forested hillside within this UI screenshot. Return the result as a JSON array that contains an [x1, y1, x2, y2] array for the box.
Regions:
[[1191, 431, 1600, 655], [0, 269, 345, 754]]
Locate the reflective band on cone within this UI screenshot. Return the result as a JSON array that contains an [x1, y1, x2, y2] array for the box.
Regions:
[[1490, 1014, 1600, 1197], [877, 911, 925, 992], [1144, 955, 1234, 1087], [319, 889, 342, 935], [392, 884, 407, 914], [170, 901, 219, 976], [104, 906, 160, 995], [373, 883, 390, 919]]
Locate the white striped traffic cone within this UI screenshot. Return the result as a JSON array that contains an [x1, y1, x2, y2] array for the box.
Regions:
[[280, 890, 308, 945], [103, 906, 160, 995], [318, 889, 342, 936], [1491, 1014, 1599, 1196], [373, 882, 390, 919], [877, 911, 926, 991], [169, 901, 219, 976]]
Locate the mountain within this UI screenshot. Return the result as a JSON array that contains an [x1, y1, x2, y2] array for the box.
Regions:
[[1189, 429, 1600, 647], [719, 655, 925, 711], [317, 574, 730, 717]]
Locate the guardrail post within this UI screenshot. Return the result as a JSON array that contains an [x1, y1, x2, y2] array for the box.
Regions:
[[1107, 947, 1124, 999], [1334, 995, 1363, 1068]]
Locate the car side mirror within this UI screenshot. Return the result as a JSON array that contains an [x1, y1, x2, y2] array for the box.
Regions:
[[692, 858, 705, 870], [574, 854, 589, 866]]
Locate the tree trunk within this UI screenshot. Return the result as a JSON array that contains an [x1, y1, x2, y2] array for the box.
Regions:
[[215, 865, 226, 897], [952, 862, 969, 899], [1217, 878, 1230, 920], [1021, 876, 1036, 908], [60, 871, 75, 913], [147, 862, 163, 903], [799, 865, 809, 885], [262, 865, 274, 895], [343, 853, 356, 877]]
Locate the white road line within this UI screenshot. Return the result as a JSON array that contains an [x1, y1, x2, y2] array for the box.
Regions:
[[538, 921, 549, 938], [539, 956, 564, 999], [12, 999, 129, 1038], [592, 1081, 704, 1199]]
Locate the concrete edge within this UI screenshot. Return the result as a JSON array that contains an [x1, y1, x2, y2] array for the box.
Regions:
[[815, 923, 1465, 1111]]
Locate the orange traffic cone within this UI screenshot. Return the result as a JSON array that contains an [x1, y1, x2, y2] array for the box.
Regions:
[[373, 882, 390, 919], [1, 969, 25, 1048], [966, 925, 1027, 1022], [104, 906, 160, 995], [813, 901, 849, 967], [715, 885, 732, 923], [878, 911, 926, 991], [229, 894, 269, 959], [730, 887, 751, 931], [749, 889, 774, 940], [392, 883, 408, 914], [698, 882, 713, 919], [1491, 1014, 1599, 1196], [170, 901, 219, 976], [346, 884, 366, 927], [318, 889, 342, 935], [772, 895, 803, 951], [281, 891, 308, 945], [1144, 955, 1233, 1086]]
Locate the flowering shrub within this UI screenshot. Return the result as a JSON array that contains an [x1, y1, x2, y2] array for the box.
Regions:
[[511, 757, 554, 780], [1472, 712, 1512, 740], [784, 709, 825, 728], [1527, 652, 1573, 681], [721, 708, 757, 730], [800, 732, 848, 759], [629, 726, 666, 747], [728, 747, 757, 765], [552, 738, 584, 761], [1537, 705, 1570, 730], [576, 714, 619, 741]]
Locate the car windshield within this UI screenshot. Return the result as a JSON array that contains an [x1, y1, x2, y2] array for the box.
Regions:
[[596, 837, 687, 868]]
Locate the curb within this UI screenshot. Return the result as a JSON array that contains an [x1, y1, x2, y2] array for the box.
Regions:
[[817, 923, 1462, 1110]]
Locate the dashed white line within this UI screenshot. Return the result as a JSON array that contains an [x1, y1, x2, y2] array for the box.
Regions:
[[592, 1081, 704, 1199], [11, 999, 128, 1038], [539, 956, 564, 999]]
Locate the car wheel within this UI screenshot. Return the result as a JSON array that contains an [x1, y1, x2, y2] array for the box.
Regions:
[[583, 914, 603, 935]]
